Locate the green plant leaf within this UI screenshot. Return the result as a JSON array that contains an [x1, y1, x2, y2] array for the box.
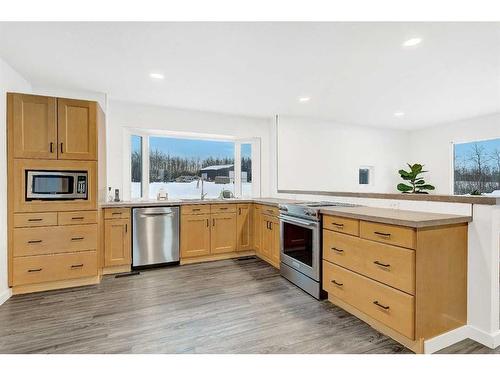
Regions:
[[397, 183, 413, 192], [415, 180, 425, 185], [419, 184, 435, 190]]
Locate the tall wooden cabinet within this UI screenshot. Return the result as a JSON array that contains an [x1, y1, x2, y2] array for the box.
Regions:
[[7, 92, 105, 294]]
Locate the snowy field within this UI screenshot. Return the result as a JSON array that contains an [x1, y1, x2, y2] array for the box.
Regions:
[[132, 181, 252, 199]]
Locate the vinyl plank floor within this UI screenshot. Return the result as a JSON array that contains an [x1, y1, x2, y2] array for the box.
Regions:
[[0, 257, 494, 354]]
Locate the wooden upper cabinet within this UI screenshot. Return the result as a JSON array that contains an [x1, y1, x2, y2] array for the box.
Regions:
[[104, 218, 131, 267], [211, 213, 237, 254], [180, 214, 211, 258], [11, 94, 57, 159], [237, 204, 252, 251], [57, 98, 97, 160]]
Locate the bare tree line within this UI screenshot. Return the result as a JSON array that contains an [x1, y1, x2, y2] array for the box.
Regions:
[[454, 143, 500, 194], [132, 148, 251, 183]]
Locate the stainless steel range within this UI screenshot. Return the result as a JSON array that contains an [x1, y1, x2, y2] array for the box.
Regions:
[[279, 201, 358, 299]]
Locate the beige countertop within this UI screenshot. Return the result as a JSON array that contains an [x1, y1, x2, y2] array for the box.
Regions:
[[100, 197, 472, 228], [320, 205, 472, 228], [99, 197, 297, 208]]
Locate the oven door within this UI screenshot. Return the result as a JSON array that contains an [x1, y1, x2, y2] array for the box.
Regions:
[[280, 215, 320, 281]]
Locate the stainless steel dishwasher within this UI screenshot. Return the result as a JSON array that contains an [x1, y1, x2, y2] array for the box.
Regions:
[[132, 206, 180, 268]]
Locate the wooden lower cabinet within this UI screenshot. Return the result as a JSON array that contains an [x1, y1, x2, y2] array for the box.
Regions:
[[253, 205, 262, 252], [211, 213, 237, 254], [104, 217, 131, 267], [259, 213, 280, 268], [322, 214, 468, 353], [236, 204, 252, 251], [180, 214, 211, 258]]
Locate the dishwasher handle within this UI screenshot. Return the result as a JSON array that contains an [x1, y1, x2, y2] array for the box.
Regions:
[[139, 212, 174, 218]]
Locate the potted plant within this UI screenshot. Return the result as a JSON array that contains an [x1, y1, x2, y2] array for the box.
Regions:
[[397, 163, 435, 194]]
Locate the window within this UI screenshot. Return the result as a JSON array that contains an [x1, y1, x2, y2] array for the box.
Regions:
[[241, 143, 252, 197], [131, 135, 143, 199], [453, 138, 500, 196], [128, 133, 259, 200], [358, 166, 373, 186]]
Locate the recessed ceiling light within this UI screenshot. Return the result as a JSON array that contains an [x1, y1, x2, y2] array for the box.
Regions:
[[149, 72, 164, 80], [402, 37, 422, 47], [298, 97, 310, 102], [393, 111, 405, 117]]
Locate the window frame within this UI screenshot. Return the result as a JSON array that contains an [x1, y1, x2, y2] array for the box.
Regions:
[[123, 129, 261, 200]]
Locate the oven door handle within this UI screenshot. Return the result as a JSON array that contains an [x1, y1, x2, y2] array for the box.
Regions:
[[279, 215, 318, 228]]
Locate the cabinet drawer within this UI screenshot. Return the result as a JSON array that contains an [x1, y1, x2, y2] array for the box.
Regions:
[[13, 224, 98, 257], [323, 215, 359, 236], [323, 261, 414, 339], [360, 221, 416, 249], [181, 205, 211, 215], [323, 230, 415, 294], [261, 205, 279, 217], [211, 204, 237, 214], [104, 208, 130, 220], [13, 212, 58, 228], [13, 251, 97, 286], [58, 211, 97, 225]]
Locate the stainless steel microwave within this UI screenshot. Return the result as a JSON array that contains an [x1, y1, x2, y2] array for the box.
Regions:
[[26, 170, 88, 200]]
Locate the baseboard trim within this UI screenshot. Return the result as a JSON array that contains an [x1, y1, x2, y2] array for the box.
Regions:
[[424, 326, 470, 353], [468, 326, 500, 349], [0, 288, 12, 305], [180, 250, 256, 265]]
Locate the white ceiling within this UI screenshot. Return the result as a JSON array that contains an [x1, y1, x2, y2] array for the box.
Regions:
[[0, 22, 499, 129]]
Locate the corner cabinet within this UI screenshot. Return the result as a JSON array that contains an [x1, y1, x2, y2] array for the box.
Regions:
[[103, 208, 131, 270], [9, 93, 97, 161]]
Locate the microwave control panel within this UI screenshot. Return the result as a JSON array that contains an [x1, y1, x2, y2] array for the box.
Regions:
[[77, 175, 87, 194]]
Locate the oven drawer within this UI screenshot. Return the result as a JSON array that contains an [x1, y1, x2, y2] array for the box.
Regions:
[[181, 205, 211, 215], [58, 210, 97, 225], [211, 204, 237, 214], [360, 221, 416, 249], [13, 224, 98, 257], [323, 261, 414, 339], [13, 251, 97, 286], [323, 215, 359, 236], [13, 212, 58, 228], [323, 230, 415, 294]]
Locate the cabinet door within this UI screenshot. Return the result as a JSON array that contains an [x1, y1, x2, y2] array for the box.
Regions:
[[104, 219, 131, 267], [57, 98, 97, 160], [211, 213, 237, 254], [260, 214, 272, 258], [11, 94, 57, 159], [270, 218, 281, 267], [253, 205, 262, 252], [237, 204, 252, 251], [180, 214, 211, 258]]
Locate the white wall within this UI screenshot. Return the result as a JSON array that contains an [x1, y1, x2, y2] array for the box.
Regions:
[[0, 57, 32, 304], [409, 113, 500, 195], [106, 100, 273, 199], [275, 115, 409, 194]]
